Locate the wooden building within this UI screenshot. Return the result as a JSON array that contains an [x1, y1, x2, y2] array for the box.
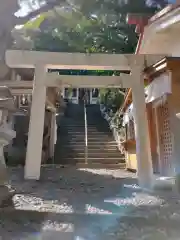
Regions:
[[1, 69, 60, 165], [122, 57, 180, 178], [122, 3, 180, 187]]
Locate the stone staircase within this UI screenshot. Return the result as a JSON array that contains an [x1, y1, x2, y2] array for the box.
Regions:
[[86, 105, 125, 167], [54, 103, 86, 165], [54, 103, 125, 168]]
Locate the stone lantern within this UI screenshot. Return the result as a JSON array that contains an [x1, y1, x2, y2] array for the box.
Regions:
[[0, 86, 16, 207]]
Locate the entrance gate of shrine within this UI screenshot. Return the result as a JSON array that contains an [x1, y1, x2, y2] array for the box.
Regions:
[[5, 50, 164, 188]]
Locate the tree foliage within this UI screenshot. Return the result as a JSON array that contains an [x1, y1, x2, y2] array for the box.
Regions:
[[8, 0, 169, 109], [14, 0, 168, 54], [99, 89, 125, 111], [15, 0, 168, 110], [0, 0, 169, 59]]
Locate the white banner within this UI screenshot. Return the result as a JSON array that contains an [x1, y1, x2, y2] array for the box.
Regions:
[[123, 73, 171, 125]]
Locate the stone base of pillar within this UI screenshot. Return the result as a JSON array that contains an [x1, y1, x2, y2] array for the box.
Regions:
[[174, 174, 180, 192], [0, 185, 15, 208], [0, 162, 8, 184], [153, 176, 175, 191], [0, 159, 15, 208]]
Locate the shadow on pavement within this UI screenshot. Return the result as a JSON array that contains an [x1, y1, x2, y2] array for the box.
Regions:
[[1, 166, 180, 239]]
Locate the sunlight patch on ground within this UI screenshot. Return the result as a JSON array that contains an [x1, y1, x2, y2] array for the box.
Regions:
[[78, 168, 118, 176], [77, 168, 136, 180], [104, 193, 163, 207], [12, 194, 74, 213], [85, 204, 112, 215], [123, 184, 141, 190], [42, 221, 74, 232], [13, 194, 113, 215], [27, 222, 74, 240]]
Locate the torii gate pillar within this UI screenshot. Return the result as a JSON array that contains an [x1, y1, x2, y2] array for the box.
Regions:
[[24, 65, 46, 180], [130, 56, 153, 189]]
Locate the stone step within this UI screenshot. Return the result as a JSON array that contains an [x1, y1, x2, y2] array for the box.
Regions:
[[55, 157, 125, 164], [69, 162, 126, 169], [60, 137, 116, 142], [65, 126, 109, 130], [88, 138, 116, 141], [57, 143, 118, 147], [57, 138, 117, 143], [87, 141, 117, 145], [58, 149, 123, 155], [64, 131, 110, 134], [59, 135, 113, 140], [57, 146, 120, 151], [65, 124, 103, 126], [56, 148, 120, 153], [65, 125, 109, 128], [63, 126, 85, 128], [56, 152, 125, 159], [61, 125, 85, 127], [56, 144, 86, 147], [65, 132, 112, 135], [62, 136, 112, 139], [58, 154, 124, 160], [64, 130, 111, 134], [51, 162, 126, 169], [57, 142, 85, 146], [56, 143, 118, 148], [87, 131, 111, 133], [60, 127, 85, 129], [56, 153, 124, 160], [57, 150, 121, 155], [58, 137, 116, 141], [61, 131, 85, 134]]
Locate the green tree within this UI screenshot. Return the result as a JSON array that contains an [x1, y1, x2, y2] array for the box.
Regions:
[[7, 0, 170, 110], [15, 0, 167, 111], [0, 0, 169, 58], [13, 0, 168, 54]]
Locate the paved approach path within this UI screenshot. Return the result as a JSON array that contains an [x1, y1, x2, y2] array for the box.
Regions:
[[1, 166, 180, 239]]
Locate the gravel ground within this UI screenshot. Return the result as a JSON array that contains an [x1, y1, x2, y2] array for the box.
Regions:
[[0, 166, 180, 239]]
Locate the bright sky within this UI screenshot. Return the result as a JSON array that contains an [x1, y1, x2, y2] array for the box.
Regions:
[[16, 7, 29, 17], [15, 1, 43, 28], [16, 0, 45, 17], [16, 0, 176, 18]]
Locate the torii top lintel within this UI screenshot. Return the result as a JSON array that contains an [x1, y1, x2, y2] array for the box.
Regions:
[[5, 50, 165, 71]]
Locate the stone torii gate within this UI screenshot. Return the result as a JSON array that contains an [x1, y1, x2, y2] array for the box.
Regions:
[[5, 50, 163, 189]]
